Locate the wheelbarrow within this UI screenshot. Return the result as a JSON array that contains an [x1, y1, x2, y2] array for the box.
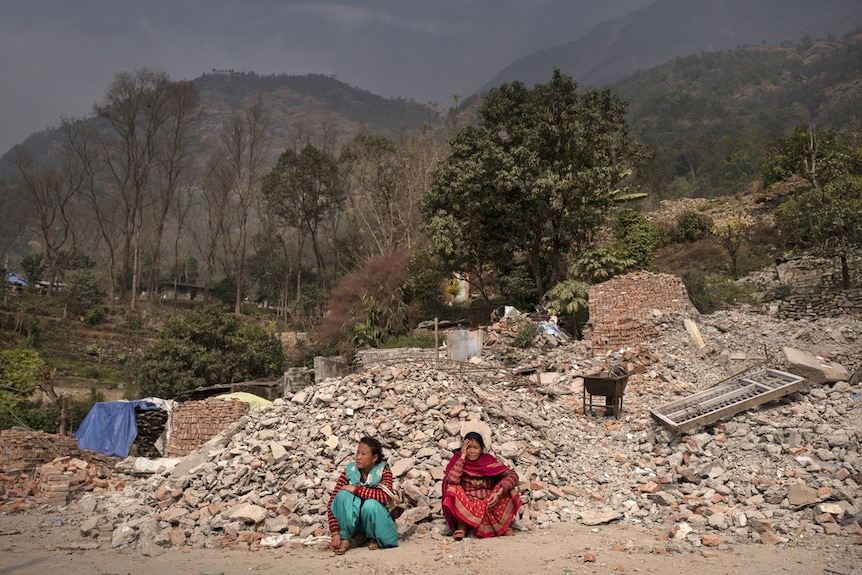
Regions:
[[582, 365, 629, 418]]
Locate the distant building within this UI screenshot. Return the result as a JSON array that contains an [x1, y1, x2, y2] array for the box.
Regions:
[[6, 272, 28, 288], [158, 282, 202, 301]]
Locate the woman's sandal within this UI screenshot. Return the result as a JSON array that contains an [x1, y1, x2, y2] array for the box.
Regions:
[[368, 541, 379, 551], [452, 529, 466, 541]]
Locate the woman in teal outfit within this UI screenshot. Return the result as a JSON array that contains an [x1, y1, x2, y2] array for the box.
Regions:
[[326, 436, 399, 554]]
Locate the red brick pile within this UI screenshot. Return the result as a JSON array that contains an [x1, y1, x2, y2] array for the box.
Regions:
[[587, 270, 697, 355], [0, 429, 119, 512], [165, 398, 250, 457], [0, 428, 80, 472]]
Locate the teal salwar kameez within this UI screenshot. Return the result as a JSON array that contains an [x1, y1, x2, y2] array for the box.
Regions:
[[329, 461, 398, 548]]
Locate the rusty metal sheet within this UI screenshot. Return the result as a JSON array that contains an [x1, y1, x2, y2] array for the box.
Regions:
[[650, 368, 808, 433]]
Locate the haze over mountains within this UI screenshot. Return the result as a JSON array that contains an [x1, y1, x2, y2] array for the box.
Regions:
[[3, 0, 861, 159], [0, 0, 653, 155], [486, 0, 862, 91]]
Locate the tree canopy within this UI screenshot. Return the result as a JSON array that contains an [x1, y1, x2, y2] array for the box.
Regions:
[[0, 349, 44, 426], [136, 304, 285, 398], [764, 126, 862, 288], [421, 69, 646, 302]]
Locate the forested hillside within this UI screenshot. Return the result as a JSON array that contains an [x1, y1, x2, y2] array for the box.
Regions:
[[617, 28, 862, 200], [487, 0, 862, 93], [0, 71, 435, 175], [192, 71, 435, 141]]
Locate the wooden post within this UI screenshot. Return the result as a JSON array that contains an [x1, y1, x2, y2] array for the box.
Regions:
[[435, 317, 439, 369]]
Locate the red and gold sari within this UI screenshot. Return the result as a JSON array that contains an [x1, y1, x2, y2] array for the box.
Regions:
[[442, 451, 521, 537]]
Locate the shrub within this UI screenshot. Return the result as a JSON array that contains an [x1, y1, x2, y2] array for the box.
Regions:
[[381, 329, 437, 349], [512, 321, 536, 348], [682, 270, 721, 314], [573, 247, 634, 284], [137, 304, 286, 398], [613, 209, 659, 269], [316, 251, 418, 352], [63, 269, 106, 311], [81, 307, 106, 326], [675, 211, 714, 242], [124, 310, 146, 331]]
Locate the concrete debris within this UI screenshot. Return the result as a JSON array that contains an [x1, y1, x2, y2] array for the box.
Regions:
[[0, 309, 861, 556], [783, 346, 851, 384]]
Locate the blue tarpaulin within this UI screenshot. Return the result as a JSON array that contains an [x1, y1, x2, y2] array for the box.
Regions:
[[7, 272, 28, 287], [74, 399, 165, 458]]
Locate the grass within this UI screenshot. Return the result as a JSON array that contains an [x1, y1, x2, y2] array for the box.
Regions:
[[381, 329, 438, 349]]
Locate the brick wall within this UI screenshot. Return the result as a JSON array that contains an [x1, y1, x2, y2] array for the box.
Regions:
[[165, 398, 249, 457], [587, 270, 697, 355], [0, 429, 80, 473], [0, 430, 118, 511]]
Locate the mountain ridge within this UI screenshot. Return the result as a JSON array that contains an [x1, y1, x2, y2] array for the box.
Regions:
[[484, 0, 862, 92]]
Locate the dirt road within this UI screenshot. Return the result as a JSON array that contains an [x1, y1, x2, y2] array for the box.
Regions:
[[1, 509, 859, 575]]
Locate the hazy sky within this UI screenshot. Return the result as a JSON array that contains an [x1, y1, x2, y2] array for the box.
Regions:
[[0, 0, 654, 154]]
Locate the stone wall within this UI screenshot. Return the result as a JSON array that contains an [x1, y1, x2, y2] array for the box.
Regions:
[[587, 270, 697, 355], [776, 290, 862, 320], [165, 398, 249, 457]]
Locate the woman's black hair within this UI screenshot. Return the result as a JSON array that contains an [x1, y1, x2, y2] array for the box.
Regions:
[[463, 431, 485, 451], [360, 436, 384, 464]]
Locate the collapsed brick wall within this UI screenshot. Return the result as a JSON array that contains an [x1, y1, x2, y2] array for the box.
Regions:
[[586, 270, 697, 355], [0, 430, 118, 511], [165, 398, 249, 457], [0, 429, 80, 473]]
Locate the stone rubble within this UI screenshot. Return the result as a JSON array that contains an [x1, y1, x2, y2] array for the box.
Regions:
[[3, 308, 861, 555]]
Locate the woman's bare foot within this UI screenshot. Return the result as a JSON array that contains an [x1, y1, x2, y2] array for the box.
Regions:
[[368, 540, 379, 550], [334, 539, 351, 555], [504, 528, 516, 536]]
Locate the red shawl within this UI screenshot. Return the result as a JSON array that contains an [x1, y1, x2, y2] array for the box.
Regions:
[[443, 451, 510, 486]]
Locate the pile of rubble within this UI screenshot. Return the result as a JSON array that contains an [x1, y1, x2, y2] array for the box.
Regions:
[[0, 430, 118, 512], [9, 307, 850, 555]]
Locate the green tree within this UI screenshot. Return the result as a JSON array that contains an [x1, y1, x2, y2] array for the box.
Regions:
[[63, 268, 106, 312], [421, 69, 646, 302], [262, 144, 346, 299], [612, 209, 659, 269], [714, 214, 753, 280], [0, 349, 44, 427], [136, 304, 285, 398], [764, 127, 862, 288], [543, 278, 590, 339], [20, 253, 44, 285]]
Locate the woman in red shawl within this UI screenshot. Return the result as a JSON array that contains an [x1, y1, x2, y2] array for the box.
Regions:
[[442, 431, 522, 539]]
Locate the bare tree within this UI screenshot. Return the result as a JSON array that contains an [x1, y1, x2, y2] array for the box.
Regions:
[[93, 68, 199, 310], [206, 100, 270, 313], [10, 146, 78, 290], [142, 80, 202, 302], [61, 119, 121, 302], [337, 130, 434, 273]]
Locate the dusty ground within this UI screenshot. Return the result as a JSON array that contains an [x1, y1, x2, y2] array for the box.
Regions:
[[1, 509, 859, 575]]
